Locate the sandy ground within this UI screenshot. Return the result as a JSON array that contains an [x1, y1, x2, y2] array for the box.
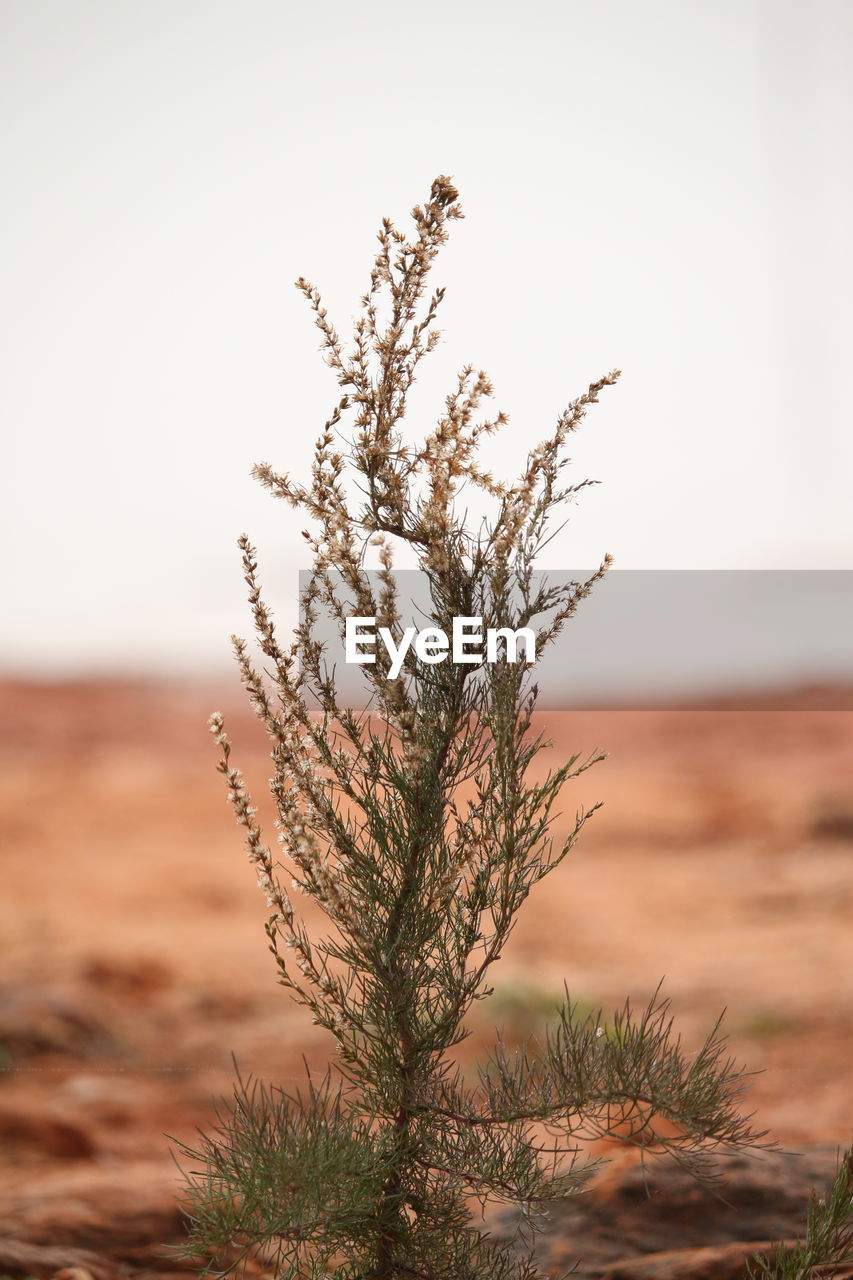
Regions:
[[1, 679, 852, 1267]]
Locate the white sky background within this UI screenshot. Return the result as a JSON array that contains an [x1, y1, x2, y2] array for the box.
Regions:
[[1, 0, 851, 675]]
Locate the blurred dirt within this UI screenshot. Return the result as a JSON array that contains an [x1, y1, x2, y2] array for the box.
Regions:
[[1, 679, 852, 1277], [492, 1145, 849, 1278]]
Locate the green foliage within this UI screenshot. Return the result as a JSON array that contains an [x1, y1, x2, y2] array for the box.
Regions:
[[750, 1149, 853, 1279], [738, 1008, 798, 1040], [482, 982, 590, 1045], [175, 1072, 388, 1276], [179, 177, 767, 1279]]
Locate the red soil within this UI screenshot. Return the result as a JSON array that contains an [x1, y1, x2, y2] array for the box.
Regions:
[[1, 680, 851, 1272]]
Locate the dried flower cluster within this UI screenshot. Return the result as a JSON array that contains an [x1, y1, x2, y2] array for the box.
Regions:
[[178, 178, 768, 1280]]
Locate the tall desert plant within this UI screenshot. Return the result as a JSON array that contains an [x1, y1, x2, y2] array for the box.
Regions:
[[178, 177, 764, 1280]]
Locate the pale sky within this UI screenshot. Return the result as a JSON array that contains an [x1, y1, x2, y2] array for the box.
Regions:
[[1, 0, 851, 674]]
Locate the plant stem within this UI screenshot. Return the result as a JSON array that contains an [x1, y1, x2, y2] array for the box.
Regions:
[[369, 675, 467, 1279]]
